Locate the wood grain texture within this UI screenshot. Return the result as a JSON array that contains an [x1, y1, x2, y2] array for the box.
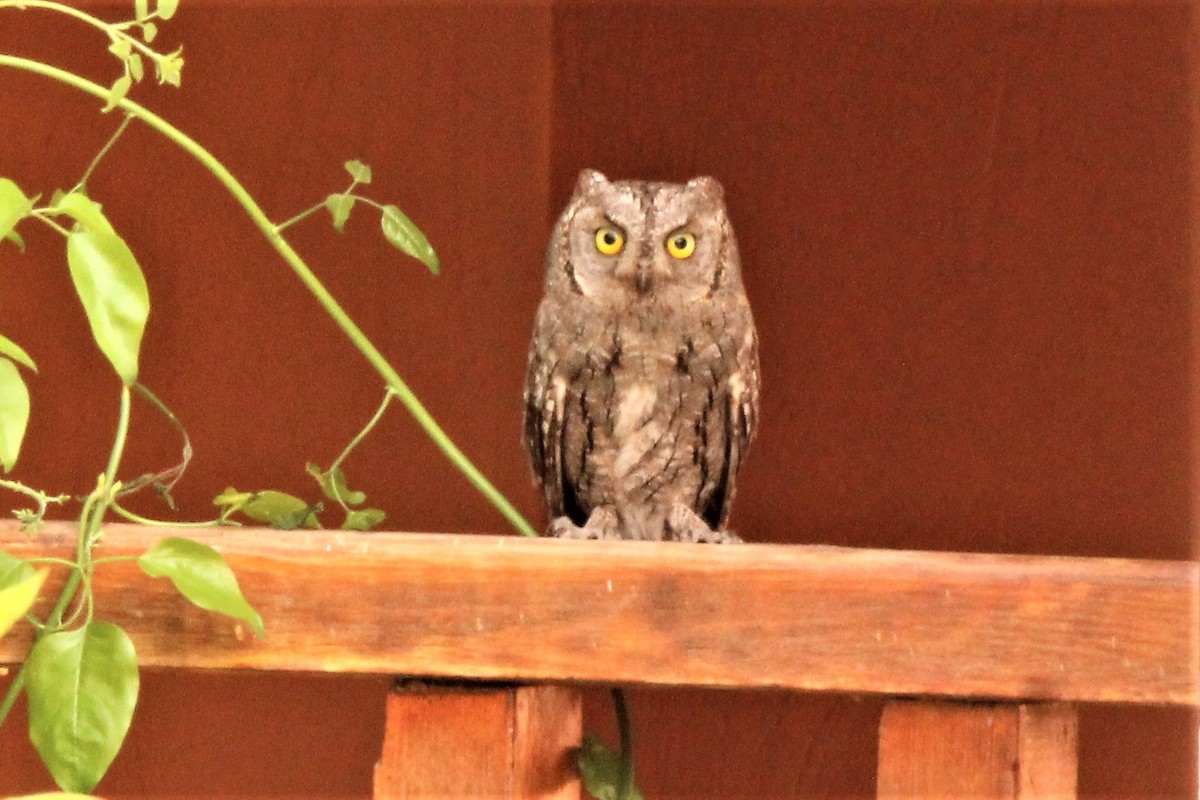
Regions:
[[1017, 704, 1079, 799], [878, 701, 1078, 799], [1, 522, 1194, 705], [372, 683, 581, 799], [512, 684, 583, 799]]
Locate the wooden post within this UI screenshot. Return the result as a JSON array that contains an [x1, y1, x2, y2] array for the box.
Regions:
[[878, 701, 1078, 799], [373, 682, 582, 799]]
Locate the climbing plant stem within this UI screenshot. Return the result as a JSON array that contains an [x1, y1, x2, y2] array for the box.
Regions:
[[613, 688, 636, 800], [0, 53, 538, 537], [0, 383, 131, 728], [330, 390, 395, 474], [75, 113, 133, 193]]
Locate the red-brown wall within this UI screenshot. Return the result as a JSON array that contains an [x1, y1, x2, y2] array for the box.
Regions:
[[1, 2, 1196, 797]]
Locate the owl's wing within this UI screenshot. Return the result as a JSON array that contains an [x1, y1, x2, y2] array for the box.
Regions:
[[522, 310, 567, 521], [701, 322, 760, 530]]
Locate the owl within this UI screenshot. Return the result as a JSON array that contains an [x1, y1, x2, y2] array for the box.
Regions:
[[523, 169, 759, 542]]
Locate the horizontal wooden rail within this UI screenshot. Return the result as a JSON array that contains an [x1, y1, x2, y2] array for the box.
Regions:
[[1, 522, 1196, 705]]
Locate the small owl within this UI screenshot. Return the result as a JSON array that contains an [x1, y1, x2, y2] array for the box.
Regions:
[[523, 169, 759, 542]]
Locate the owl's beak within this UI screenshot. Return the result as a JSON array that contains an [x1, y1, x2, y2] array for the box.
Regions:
[[634, 264, 653, 294]]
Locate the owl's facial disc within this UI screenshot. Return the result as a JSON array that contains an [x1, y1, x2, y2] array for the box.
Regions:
[[560, 175, 730, 302]]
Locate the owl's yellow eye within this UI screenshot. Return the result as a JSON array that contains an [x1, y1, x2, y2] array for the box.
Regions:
[[594, 226, 625, 255], [666, 231, 696, 259]]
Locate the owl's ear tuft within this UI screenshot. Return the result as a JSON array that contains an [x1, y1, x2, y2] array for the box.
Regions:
[[577, 169, 610, 194], [686, 175, 725, 202]]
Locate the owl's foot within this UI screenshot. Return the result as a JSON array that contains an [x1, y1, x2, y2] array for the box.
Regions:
[[665, 504, 744, 544], [547, 506, 622, 540]]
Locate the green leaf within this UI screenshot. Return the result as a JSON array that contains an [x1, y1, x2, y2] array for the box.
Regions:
[[140, 21, 158, 44], [107, 39, 133, 60], [306, 463, 366, 506], [380, 204, 439, 275], [323, 193, 354, 232], [342, 508, 385, 531], [66, 228, 150, 383], [0, 359, 31, 472], [212, 486, 253, 511], [0, 177, 35, 244], [50, 192, 115, 235], [156, 47, 184, 86], [246, 490, 320, 529], [4, 228, 26, 252], [576, 738, 643, 800], [156, 0, 179, 20], [578, 736, 643, 800], [578, 738, 619, 800], [26, 622, 139, 793], [344, 159, 372, 185], [0, 550, 35, 591], [135, 0, 150, 21], [217, 489, 319, 530], [103, 74, 132, 113], [0, 567, 46, 639], [137, 537, 264, 636], [127, 52, 145, 83], [0, 333, 36, 372]]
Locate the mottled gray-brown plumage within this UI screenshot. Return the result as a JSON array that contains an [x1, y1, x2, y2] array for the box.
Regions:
[[523, 169, 759, 542]]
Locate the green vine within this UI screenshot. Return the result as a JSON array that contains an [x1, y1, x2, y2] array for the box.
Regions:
[[0, 52, 535, 538], [0, 0, 539, 793]]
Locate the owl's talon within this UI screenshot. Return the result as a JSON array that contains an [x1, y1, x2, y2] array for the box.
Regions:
[[685, 528, 744, 544], [548, 507, 622, 540], [547, 518, 596, 539], [665, 504, 743, 544]]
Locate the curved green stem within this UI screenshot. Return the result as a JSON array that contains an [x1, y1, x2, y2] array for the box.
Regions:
[[109, 502, 224, 528], [274, 200, 327, 233], [99, 384, 134, 503], [75, 112, 133, 193], [0, 53, 538, 537], [0, 479, 70, 517], [47, 385, 132, 627], [119, 382, 192, 503], [0, 0, 162, 63], [0, 1, 115, 34], [26, 556, 82, 571], [31, 211, 73, 238], [0, 663, 26, 726], [612, 688, 636, 800], [91, 555, 139, 566], [46, 386, 129, 625], [353, 196, 391, 215], [329, 389, 395, 475], [0, 385, 132, 728]]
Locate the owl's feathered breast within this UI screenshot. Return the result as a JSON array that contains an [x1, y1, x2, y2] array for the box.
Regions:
[[523, 292, 757, 534]]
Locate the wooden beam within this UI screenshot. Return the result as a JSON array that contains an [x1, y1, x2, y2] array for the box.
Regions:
[[373, 683, 581, 799], [1, 522, 1196, 705], [878, 701, 1078, 799]]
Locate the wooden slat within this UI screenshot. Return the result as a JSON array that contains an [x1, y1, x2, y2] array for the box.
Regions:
[[0, 522, 1196, 704], [511, 683, 584, 798], [1016, 704, 1079, 798], [372, 683, 581, 799], [878, 701, 1078, 799]]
